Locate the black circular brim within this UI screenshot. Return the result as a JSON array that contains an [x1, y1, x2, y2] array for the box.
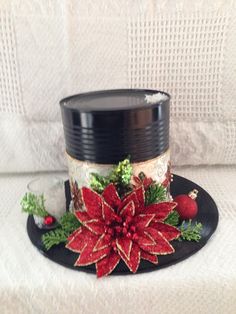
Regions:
[[60, 89, 170, 163], [26, 174, 219, 275]]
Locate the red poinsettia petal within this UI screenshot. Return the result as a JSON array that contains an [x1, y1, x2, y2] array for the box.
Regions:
[[162, 178, 169, 188], [81, 187, 103, 219], [84, 219, 105, 235], [150, 221, 181, 241], [141, 250, 159, 265], [75, 245, 111, 266], [116, 237, 133, 260], [144, 202, 177, 221], [120, 191, 139, 212], [102, 202, 119, 222], [133, 214, 155, 229], [93, 234, 111, 252], [143, 177, 153, 188], [119, 201, 135, 218], [140, 228, 174, 255], [102, 184, 121, 208], [74, 210, 91, 223], [96, 251, 121, 278], [136, 230, 156, 246], [67, 228, 80, 242], [135, 186, 145, 208], [66, 227, 98, 253], [133, 176, 141, 185], [118, 242, 141, 273]]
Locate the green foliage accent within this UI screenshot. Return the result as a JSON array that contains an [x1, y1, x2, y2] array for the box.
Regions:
[[90, 158, 132, 194], [21, 193, 48, 217], [165, 211, 180, 226], [179, 220, 203, 242], [145, 184, 167, 205], [90, 173, 110, 193], [59, 212, 81, 234], [109, 158, 132, 187], [42, 212, 81, 251], [42, 229, 68, 251]]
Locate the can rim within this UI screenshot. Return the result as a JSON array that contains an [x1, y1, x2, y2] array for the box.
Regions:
[[59, 88, 171, 113]]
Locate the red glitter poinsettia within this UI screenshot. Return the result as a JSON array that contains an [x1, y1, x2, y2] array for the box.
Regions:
[[162, 162, 173, 188], [66, 184, 180, 277], [133, 173, 153, 190], [70, 180, 83, 210]]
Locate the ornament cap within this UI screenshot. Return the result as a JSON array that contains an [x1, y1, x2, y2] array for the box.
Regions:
[[188, 189, 198, 200]]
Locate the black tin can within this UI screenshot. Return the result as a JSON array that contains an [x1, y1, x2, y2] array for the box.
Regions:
[[60, 89, 170, 164]]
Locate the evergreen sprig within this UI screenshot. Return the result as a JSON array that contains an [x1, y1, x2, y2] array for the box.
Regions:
[[42, 212, 81, 251], [164, 211, 180, 226], [21, 193, 48, 217], [145, 184, 167, 205], [60, 212, 81, 234], [179, 220, 203, 242], [90, 158, 132, 194], [42, 229, 68, 251]]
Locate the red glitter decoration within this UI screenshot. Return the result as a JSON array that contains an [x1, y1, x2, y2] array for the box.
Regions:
[[133, 173, 153, 190], [162, 162, 172, 188], [44, 216, 55, 225], [70, 180, 83, 210], [174, 190, 198, 220], [66, 184, 180, 277]]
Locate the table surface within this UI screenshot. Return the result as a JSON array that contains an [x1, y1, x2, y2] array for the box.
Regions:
[[0, 166, 236, 314]]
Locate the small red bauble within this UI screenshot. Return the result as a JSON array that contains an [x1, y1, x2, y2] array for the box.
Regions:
[[173, 189, 198, 220], [44, 215, 55, 225]]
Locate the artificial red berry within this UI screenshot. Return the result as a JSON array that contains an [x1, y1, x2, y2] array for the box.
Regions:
[[130, 225, 136, 233], [126, 216, 132, 224], [126, 232, 132, 239], [44, 216, 55, 225], [122, 227, 128, 235], [108, 228, 114, 236], [132, 233, 139, 241], [115, 226, 122, 233]]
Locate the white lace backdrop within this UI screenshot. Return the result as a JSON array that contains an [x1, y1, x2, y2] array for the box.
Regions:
[[1, 0, 236, 172]]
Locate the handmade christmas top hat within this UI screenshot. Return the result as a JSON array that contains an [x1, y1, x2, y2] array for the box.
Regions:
[[60, 89, 171, 188]]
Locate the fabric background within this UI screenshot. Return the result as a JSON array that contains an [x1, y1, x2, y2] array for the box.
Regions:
[[1, 1, 236, 313], [0, 0, 236, 173]]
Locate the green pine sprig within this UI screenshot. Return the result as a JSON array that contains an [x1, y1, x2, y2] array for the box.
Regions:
[[145, 184, 167, 205], [60, 212, 81, 234], [164, 211, 180, 226], [179, 220, 203, 242], [42, 212, 81, 251], [21, 193, 48, 217], [42, 229, 68, 251]]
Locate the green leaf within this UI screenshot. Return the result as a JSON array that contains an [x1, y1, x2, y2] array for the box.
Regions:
[[179, 220, 203, 242], [165, 211, 180, 226], [21, 193, 48, 217], [145, 184, 167, 205], [42, 212, 81, 251]]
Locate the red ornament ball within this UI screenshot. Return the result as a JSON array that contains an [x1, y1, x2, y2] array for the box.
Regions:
[[44, 215, 55, 225], [173, 189, 198, 220]]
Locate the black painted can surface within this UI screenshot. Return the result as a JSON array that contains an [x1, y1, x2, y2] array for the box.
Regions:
[[60, 89, 170, 164]]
